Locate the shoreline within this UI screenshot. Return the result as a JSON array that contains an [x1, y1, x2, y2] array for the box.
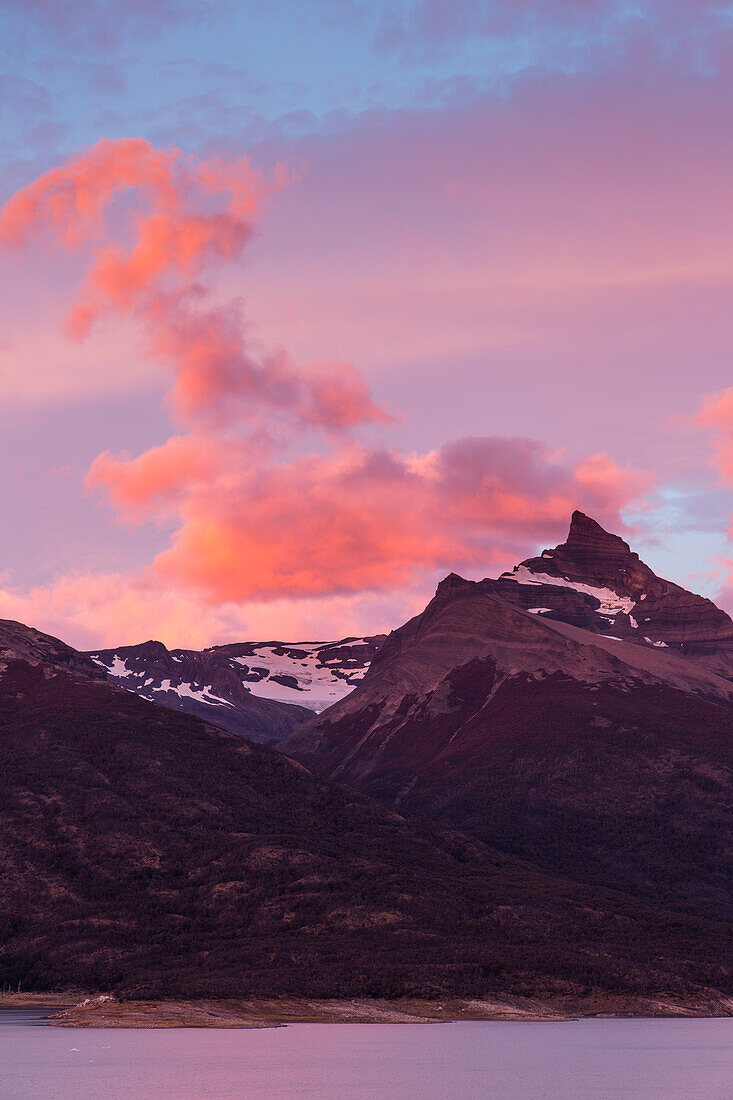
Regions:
[[2, 992, 731, 1029]]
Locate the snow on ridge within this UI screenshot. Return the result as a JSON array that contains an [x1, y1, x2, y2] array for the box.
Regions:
[[500, 566, 635, 618], [227, 640, 374, 712], [231, 649, 358, 712], [170, 681, 234, 708], [155, 678, 234, 708], [501, 568, 674, 648], [224, 638, 370, 654], [97, 661, 236, 710], [92, 654, 133, 678], [92, 637, 376, 715]]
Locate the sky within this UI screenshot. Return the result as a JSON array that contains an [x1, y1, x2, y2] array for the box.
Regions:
[[2, 0, 733, 648]]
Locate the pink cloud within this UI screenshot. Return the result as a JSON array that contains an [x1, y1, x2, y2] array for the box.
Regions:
[[87, 434, 243, 522], [696, 388, 733, 483], [0, 569, 427, 651], [90, 432, 651, 603], [0, 137, 388, 431]]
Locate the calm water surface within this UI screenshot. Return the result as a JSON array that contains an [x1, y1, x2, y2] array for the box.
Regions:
[[0, 1011, 731, 1099]]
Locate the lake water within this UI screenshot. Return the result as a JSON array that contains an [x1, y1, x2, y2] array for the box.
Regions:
[[0, 1011, 731, 1099]]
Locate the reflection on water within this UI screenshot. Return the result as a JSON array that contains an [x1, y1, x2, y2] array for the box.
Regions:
[[0, 1015, 731, 1100], [0, 1006, 65, 1027]]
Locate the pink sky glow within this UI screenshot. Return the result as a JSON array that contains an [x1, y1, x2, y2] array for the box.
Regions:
[[3, 4, 733, 647]]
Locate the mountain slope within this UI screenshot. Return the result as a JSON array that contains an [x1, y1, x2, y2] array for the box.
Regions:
[[7, 617, 727, 1000], [283, 518, 733, 920], [87, 636, 384, 743]]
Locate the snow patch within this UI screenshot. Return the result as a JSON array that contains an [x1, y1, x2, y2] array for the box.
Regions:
[[93, 655, 132, 678], [93, 638, 377, 716], [230, 640, 372, 713], [501, 566, 635, 618], [155, 678, 234, 708]]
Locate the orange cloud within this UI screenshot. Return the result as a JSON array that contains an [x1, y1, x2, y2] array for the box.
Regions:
[[0, 138, 387, 431], [90, 433, 651, 603], [697, 387, 733, 483], [87, 434, 244, 522], [0, 570, 426, 651]]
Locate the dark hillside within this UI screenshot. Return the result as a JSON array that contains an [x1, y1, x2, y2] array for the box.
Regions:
[[0, 635, 729, 1000]]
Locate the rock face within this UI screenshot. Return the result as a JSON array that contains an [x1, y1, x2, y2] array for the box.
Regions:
[[4, 616, 727, 1000], [0, 619, 107, 682], [487, 511, 733, 666], [87, 636, 385, 744], [282, 516, 733, 920]]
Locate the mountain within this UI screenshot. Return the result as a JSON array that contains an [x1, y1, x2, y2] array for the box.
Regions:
[[1, 618, 109, 682], [487, 511, 733, 672], [12, 615, 729, 1000], [282, 515, 733, 921], [86, 636, 384, 744], [2, 614, 730, 1001]]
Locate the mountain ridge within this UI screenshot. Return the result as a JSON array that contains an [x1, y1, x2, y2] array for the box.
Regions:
[[86, 635, 385, 744]]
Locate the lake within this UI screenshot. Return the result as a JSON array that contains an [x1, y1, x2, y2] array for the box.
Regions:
[[0, 1011, 731, 1099]]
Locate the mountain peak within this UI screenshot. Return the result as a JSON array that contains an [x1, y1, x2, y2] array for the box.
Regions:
[[515, 510, 644, 596], [484, 510, 733, 655], [566, 511, 632, 555], [436, 572, 472, 597]]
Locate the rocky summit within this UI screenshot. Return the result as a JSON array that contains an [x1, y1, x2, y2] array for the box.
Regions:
[[486, 511, 733, 666]]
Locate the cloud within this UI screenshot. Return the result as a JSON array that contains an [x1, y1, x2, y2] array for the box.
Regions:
[[0, 569, 427, 650], [0, 76, 53, 126], [0, 137, 388, 430], [376, 0, 733, 71], [0, 571, 195, 651], [2, 0, 214, 51], [696, 388, 733, 484], [87, 63, 128, 97], [89, 432, 651, 603], [86, 433, 242, 521], [693, 392, 733, 611], [0, 432, 648, 650]]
